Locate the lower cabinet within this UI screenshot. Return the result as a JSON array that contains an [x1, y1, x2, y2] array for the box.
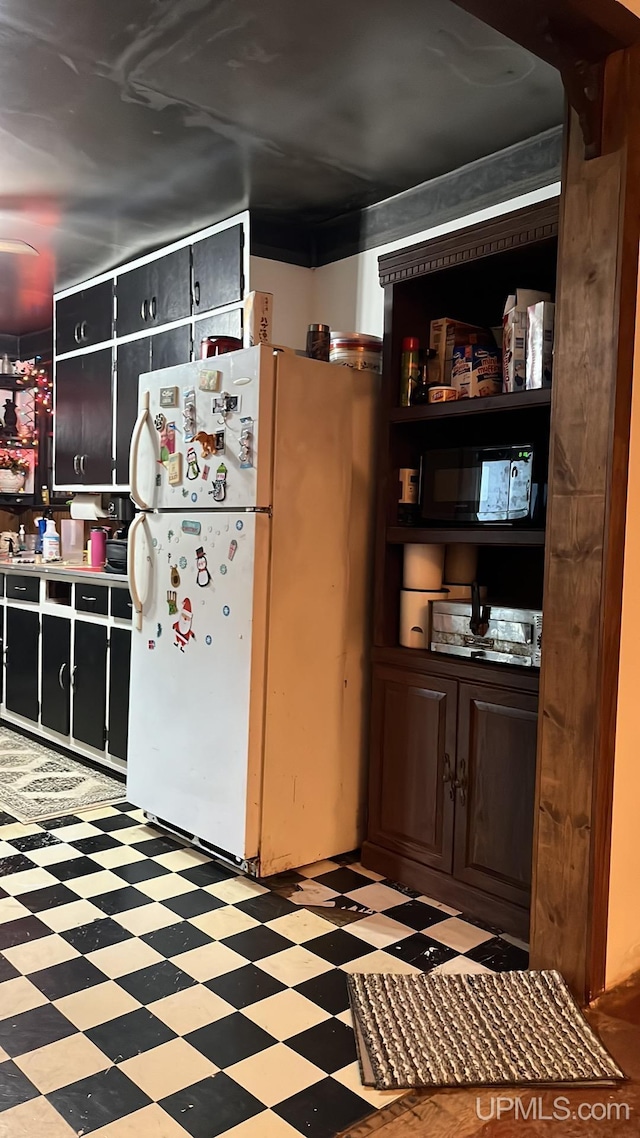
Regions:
[[5, 608, 40, 722], [365, 662, 538, 931], [41, 615, 71, 736], [73, 623, 108, 751], [108, 627, 131, 761]]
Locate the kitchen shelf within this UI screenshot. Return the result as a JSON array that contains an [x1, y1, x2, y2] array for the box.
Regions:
[[373, 644, 540, 691], [0, 438, 38, 450], [387, 526, 546, 546], [389, 388, 551, 423], [0, 374, 38, 391]]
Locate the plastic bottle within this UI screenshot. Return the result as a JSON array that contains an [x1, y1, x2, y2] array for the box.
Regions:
[[18, 525, 25, 552], [400, 337, 421, 406], [42, 518, 61, 562], [411, 350, 437, 405]]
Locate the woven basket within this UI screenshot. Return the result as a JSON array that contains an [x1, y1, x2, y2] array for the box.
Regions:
[[0, 469, 27, 493]]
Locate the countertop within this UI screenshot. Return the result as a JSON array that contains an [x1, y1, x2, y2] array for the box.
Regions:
[[0, 561, 129, 586]]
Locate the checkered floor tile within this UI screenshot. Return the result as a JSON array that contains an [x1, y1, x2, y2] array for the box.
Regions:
[[0, 799, 528, 1137]]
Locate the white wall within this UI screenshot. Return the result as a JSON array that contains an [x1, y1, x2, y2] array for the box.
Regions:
[[251, 182, 561, 350]]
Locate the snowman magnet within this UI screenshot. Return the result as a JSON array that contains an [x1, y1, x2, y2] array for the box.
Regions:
[[195, 547, 211, 588], [186, 447, 200, 481], [209, 463, 228, 502]]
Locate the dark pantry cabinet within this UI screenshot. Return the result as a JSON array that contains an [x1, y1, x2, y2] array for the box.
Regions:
[[5, 607, 40, 722], [55, 348, 113, 485], [41, 615, 71, 736]]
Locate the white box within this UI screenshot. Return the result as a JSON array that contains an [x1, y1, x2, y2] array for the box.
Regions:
[[526, 301, 555, 389], [502, 289, 550, 393], [243, 291, 273, 348]]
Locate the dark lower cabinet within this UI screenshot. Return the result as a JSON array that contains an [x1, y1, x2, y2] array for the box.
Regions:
[[73, 622, 107, 750], [364, 662, 538, 933], [41, 615, 71, 736], [368, 667, 456, 873], [108, 627, 131, 761], [453, 684, 538, 908], [5, 608, 40, 722]]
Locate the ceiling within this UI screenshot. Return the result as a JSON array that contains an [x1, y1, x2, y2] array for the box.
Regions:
[[0, 0, 563, 335]]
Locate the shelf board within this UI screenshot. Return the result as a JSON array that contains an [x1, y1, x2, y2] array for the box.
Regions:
[[373, 644, 540, 691], [0, 438, 38, 450], [389, 388, 551, 423], [387, 526, 546, 547], [0, 374, 37, 391]]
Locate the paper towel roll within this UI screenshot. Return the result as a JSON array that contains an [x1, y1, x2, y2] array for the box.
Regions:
[[403, 544, 445, 591], [70, 494, 109, 520], [443, 544, 478, 585], [400, 589, 449, 648]]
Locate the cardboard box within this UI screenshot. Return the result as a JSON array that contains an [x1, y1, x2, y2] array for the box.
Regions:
[[526, 301, 555, 389], [502, 289, 550, 393], [243, 291, 273, 348], [429, 318, 493, 386], [451, 343, 501, 399]]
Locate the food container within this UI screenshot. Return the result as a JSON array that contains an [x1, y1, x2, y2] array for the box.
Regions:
[[329, 333, 382, 373], [200, 336, 242, 359], [61, 519, 85, 565], [428, 385, 457, 403], [403, 544, 445, 591]]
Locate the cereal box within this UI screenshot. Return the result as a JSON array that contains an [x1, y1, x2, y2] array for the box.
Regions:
[[429, 318, 493, 387], [502, 289, 550, 393], [451, 343, 501, 399]]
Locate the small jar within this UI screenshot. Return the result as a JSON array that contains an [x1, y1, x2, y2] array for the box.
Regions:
[[329, 332, 383, 373], [306, 324, 331, 362]]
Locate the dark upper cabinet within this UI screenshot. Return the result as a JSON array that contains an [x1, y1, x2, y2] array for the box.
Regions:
[[56, 282, 113, 356], [192, 224, 244, 313], [151, 324, 191, 371], [116, 248, 191, 336], [194, 308, 243, 348], [115, 338, 151, 484], [108, 627, 131, 761], [453, 683, 538, 908], [41, 615, 71, 736], [73, 622, 107, 750], [55, 349, 113, 487], [5, 607, 40, 722], [368, 666, 457, 874]]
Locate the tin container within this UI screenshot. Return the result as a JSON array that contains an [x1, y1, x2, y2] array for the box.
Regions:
[[306, 324, 331, 362], [428, 385, 457, 403], [329, 332, 382, 373]]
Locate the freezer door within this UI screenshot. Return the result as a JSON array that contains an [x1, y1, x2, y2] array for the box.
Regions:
[[130, 347, 275, 511], [126, 510, 266, 861]]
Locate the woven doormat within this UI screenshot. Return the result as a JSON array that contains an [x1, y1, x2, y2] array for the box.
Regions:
[[0, 728, 125, 822], [348, 970, 625, 1091]]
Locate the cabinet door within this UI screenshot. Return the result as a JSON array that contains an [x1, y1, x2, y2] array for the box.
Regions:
[[368, 666, 457, 873], [115, 338, 151, 484], [108, 627, 131, 761], [194, 308, 242, 348], [150, 247, 191, 327], [116, 263, 154, 337], [5, 607, 40, 722], [453, 683, 538, 908], [79, 349, 113, 485], [151, 324, 191, 371], [54, 356, 85, 484], [41, 615, 71, 736], [56, 282, 113, 355], [192, 224, 243, 313], [73, 622, 107, 750]]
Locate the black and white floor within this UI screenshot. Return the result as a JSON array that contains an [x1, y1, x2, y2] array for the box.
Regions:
[[0, 802, 528, 1138]]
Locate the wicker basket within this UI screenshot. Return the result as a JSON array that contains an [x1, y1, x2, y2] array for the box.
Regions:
[[0, 469, 27, 493]]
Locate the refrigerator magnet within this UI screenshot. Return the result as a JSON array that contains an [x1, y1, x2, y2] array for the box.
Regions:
[[220, 564, 227, 575], [228, 539, 238, 561], [157, 623, 162, 638], [182, 520, 202, 536], [154, 412, 166, 431], [173, 598, 195, 652], [198, 369, 221, 392], [210, 463, 228, 502], [170, 565, 181, 588], [223, 605, 230, 617], [148, 640, 156, 650], [182, 387, 197, 441], [167, 453, 182, 486], [160, 386, 179, 407], [167, 590, 178, 615], [195, 547, 211, 587], [185, 447, 200, 480], [201, 465, 210, 482], [179, 556, 187, 569], [205, 635, 212, 645]]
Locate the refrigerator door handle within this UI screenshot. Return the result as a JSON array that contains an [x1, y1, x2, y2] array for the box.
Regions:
[[129, 390, 153, 510], [128, 512, 147, 632]]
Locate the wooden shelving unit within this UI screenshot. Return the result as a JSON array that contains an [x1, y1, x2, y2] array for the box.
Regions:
[[387, 526, 546, 546], [389, 387, 551, 423]]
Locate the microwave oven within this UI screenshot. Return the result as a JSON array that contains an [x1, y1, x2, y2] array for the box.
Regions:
[[420, 444, 544, 525]]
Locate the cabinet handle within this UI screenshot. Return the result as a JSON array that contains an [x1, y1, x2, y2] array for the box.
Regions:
[[58, 662, 67, 689], [150, 296, 157, 320], [74, 322, 82, 343], [14, 587, 27, 592], [453, 758, 467, 806], [141, 299, 149, 322], [73, 454, 81, 475], [193, 281, 200, 307], [71, 665, 77, 689], [442, 753, 455, 801], [81, 595, 97, 602], [80, 455, 87, 475], [80, 320, 88, 343]]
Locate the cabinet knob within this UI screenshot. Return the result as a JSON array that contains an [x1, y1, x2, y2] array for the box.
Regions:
[[442, 753, 455, 801], [193, 281, 200, 307], [453, 758, 467, 806]]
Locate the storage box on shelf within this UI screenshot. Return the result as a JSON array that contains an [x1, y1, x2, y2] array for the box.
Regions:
[[365, 199, 558, 937]]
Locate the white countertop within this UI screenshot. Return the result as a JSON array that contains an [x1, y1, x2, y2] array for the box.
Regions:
[[0, 561, 129, 586]]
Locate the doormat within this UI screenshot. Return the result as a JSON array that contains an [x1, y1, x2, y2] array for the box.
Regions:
[[348, 970, 625, 1091], [0, 727, 125, 823]]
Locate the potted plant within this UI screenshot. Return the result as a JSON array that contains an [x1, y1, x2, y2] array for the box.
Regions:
[[0, 453, 30, 493]]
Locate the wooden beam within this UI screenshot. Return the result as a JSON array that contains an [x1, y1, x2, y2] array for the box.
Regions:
[[530, 47, 640, 1001]]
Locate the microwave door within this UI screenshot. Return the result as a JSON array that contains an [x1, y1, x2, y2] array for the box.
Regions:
[[477, 456, 511, 522], [507, 453, 534, 520]]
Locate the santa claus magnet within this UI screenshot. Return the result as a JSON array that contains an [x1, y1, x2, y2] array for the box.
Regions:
[[173, 598, 196, 652]]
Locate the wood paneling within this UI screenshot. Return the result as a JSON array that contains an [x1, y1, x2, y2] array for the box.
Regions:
[[532, 49, 640, 1000]]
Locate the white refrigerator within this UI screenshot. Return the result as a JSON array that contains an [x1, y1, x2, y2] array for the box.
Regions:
[[127, 346, 378, 877]]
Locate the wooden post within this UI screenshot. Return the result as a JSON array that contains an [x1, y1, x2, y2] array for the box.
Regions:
[[530, 47, 640, 1000]]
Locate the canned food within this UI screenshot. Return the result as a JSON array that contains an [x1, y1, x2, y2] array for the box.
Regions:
[[329, 332, 382, 373], [428, 385, 457, 403]]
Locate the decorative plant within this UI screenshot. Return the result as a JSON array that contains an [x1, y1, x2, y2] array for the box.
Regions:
[[0, 452, 30, 475]]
